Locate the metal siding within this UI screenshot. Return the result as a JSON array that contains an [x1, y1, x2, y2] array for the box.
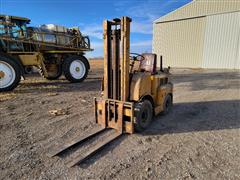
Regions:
[[236, 16, 240, 69], [153, 17, 206, 68], [155, 0, 240, 23], [202, 12, 240, 69]]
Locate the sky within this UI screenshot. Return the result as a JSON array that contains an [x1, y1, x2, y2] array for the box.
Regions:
[[0, 0, 191, 57]]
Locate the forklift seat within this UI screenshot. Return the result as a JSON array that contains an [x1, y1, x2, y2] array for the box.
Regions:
[[139, 53, 157, 74]]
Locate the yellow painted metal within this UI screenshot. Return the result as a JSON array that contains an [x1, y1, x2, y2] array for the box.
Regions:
[[18, 53, 39, 66], [151, 74, 170, 103], [130, 72, 152, 101], [151, 75, 160, 104], [155, 84, 173, 114], [1, 36, 90, 52], [18, 53, 48, 76], [103, 20, 110, 99], [121, 17, 131, 101], [96, 16, 173, 134], [96, 101, 133, 117], [43, 50, 93, 53], [95, 98, 134, 134], [37, 53, 49, 77], [130, 72, 173, 115]]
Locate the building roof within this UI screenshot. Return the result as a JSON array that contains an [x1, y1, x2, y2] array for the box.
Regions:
[[154, 0, 240, 23]]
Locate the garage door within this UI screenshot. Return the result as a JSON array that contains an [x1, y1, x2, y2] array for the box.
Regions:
[[202, 11, 240, 69]]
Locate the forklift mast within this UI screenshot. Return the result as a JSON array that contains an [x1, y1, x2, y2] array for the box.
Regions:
[[94, 17, 135, 134], [103, 17, 131, 101]]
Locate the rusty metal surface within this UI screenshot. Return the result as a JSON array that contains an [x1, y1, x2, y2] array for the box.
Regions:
[[120, 17, 131, 101], [95, 98, 134, 134], [66, 131, 121, 167], [47, 126, 105, 157], [103, 20, 110, 99], [112, 29, 120, 100]]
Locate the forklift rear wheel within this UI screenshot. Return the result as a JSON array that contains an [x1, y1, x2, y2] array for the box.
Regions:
[[63, 55, 88, 83], [0, 55, 21, 92], [134, 100, 153, 132], [162, 94, 173, 115]]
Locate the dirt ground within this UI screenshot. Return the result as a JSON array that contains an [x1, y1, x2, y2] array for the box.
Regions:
[[0, 60, 239, 180]]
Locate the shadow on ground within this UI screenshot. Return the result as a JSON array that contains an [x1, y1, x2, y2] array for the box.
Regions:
[[144, 100, 240, 136], [173, 71, 240, 91], [78, 135, 127, 168]]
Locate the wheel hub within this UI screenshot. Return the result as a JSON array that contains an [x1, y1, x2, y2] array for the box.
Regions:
[[75, 67, 80, 72], [0, 61, 16, 88], [0, 71, 5, 79]]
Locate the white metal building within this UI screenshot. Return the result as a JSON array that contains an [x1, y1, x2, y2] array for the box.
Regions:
[[153, 0, 240, 69]]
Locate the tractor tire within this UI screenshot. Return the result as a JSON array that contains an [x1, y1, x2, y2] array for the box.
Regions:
[[39, 64, 62, 80], [63, 55, 88, 83], [24, 66, 33, 74], [162, 94, 173, 115], [0, 55, 21, 92], [134, 100, 153, 132]]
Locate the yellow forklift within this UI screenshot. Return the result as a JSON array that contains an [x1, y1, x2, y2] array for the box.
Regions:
[[47, 17, 173, 167]]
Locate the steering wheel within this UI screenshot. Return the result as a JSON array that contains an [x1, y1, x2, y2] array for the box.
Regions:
[[130, 53, 145, 62], [129, 53, 145, 74]]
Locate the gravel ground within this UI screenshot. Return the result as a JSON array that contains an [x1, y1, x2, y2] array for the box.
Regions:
[[0, 61, 239, 180]]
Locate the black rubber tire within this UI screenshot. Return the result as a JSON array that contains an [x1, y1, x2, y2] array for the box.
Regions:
[[38, 65, 62, 80], [0, 55, 21, 92], [162, 94, 173, 115], [134, 100, 153, 132], [63, 55, 89, 83], [45, 65, 62, 80], [24, 66, 33, 74]]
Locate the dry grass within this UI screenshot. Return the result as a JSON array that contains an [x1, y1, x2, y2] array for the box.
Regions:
[[89, 58, 103, 69], [0, 93, 16, 102]]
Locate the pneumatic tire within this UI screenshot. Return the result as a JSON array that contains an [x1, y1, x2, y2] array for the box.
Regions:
[[134, 100, 153, 132], [63, 55, 88, 83], [162, 94, 173, 115], [39, 64, 62, 80], [0, 55, 21, 92]]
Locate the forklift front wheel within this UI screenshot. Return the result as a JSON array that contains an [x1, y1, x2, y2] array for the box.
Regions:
[[134, 100, 153, 132]]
